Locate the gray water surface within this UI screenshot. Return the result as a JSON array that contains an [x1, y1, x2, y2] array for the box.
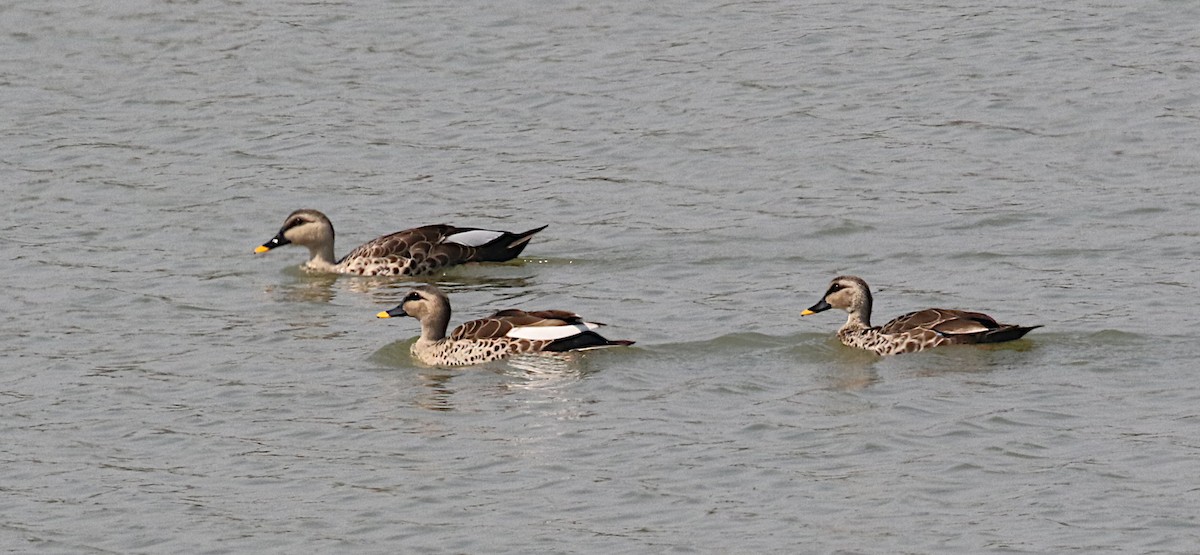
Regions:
[[4, 0, 1200, 552]]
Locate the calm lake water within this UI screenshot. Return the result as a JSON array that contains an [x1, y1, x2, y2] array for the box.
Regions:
[[4, 0, 1200, 552]]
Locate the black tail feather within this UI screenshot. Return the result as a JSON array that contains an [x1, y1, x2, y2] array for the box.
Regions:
[[474, 225, 547, 262], [979, 325, 1041, 344], [543, 331, 635, 352]]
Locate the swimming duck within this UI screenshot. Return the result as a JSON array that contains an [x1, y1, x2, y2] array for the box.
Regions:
[[377, 285, 634, 366], [801, 275, 1039, 355], [255, 209, 546, 276]]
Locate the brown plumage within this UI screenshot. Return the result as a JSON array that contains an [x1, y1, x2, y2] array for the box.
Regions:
[[254, 209, 546, 276], [376, 285, 634, 366], [801, 275, 1039, 355], [451, 309, 588, 340]]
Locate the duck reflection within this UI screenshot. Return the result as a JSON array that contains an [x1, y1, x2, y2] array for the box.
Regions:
[[413, 370, 457, 412], [266, 268, 339, 303], [266, 263, 538, 305], [501, 354, 593, 391], [373, 339, 599, 413]]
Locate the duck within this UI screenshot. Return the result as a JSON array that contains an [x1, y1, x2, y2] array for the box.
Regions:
[[254, 209, 547, 276], [377, 285, 634, 366], [801, 275, 1039, 355]]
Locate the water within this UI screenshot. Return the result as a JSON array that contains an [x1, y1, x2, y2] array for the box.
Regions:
[[3, 0, 1200, 552]]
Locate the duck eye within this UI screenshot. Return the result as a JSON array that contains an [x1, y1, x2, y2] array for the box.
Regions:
[[404, 292, 422, 302], [828, 284, 842, 293]]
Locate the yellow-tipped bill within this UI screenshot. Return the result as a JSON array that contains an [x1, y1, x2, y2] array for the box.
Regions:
[[800, 309, 815, 316], [254, 245, 270, 254], [376, 311, 391, 319]]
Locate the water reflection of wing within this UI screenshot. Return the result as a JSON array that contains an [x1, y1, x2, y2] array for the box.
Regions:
[[503, 353, 584, 390]]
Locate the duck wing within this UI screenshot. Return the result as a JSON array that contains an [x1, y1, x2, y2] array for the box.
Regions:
[[449, 315, 518, 341], [489, 309, 588, 325], [340, 224, 546, 270], [338, 225, 453, 263], [449, 309, 600, 341], [880, 308, 998, 335], [882, 308, 1039, 346]]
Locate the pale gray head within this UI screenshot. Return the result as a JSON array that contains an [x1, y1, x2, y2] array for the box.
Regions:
[[377, 285, 452, 340], [255, 209, 336, 264], [802, 275, 874, 327], [276, 209, 334, 248]]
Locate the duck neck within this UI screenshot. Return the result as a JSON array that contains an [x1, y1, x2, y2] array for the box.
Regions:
[[419, 308, 451, 343], [841, 307, 872, 332], [304, 241, 338, 270]]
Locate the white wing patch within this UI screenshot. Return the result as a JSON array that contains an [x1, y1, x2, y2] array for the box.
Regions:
[[506, 322, 600, 341], [444, 229, 504, 247]]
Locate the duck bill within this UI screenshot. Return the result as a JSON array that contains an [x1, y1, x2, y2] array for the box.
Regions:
[[254, 232, 291, 254], [801, 299, 831, 316], [376, 305, 409, 319]]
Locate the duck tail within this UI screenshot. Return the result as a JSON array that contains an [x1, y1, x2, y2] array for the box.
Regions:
[[980, 324, 1041, 344], [543, 331, 635, 352], [474, 225, 548, 262]]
